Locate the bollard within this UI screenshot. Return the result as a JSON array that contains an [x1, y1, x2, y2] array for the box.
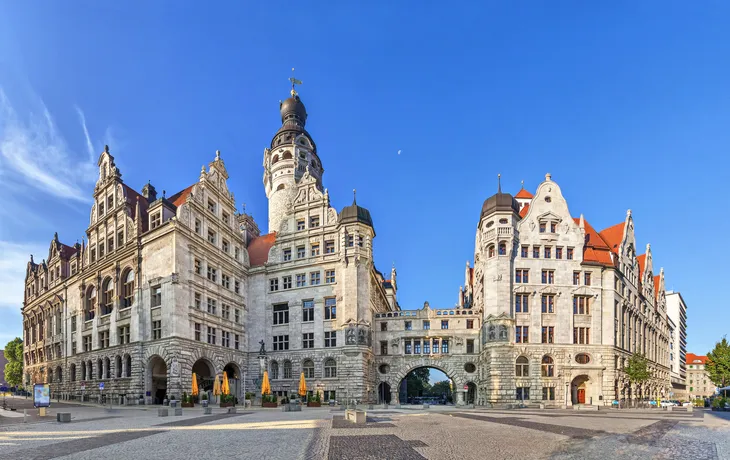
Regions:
[[23, 409, 27, 423]]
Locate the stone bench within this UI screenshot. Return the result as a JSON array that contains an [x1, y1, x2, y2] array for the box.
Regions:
[[56, 412, 71, 423], [203, 407, 212, 415], [174, 408, 183, 416], [345, 409, 366, 425], [158, 408, 169, 417]]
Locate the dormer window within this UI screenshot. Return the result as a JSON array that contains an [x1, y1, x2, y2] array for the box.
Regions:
[[539, 222, 546, 233], [550, 222, 557, 233], [151, 212, 162, 229]]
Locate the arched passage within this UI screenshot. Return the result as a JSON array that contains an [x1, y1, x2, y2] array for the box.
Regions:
[[192, 358, 215, 394], [465, 382, 477, 404], [571, 375, 591, 405], [377, 382, 391, 404], [147, 355, 168, 404], [223, 362, 241, 402], [397, 366, 457, 405]]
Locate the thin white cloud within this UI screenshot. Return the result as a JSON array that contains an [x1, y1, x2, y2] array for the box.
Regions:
[[0, 88, 97, 202], [75, 105, 95, 163], [0, 240, 46, 308]]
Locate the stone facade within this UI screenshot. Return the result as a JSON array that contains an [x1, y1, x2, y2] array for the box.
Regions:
[[20, 87, 678, 408]]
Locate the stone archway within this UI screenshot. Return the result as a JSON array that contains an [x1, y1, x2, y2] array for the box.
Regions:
[[571, 375, 591, 405], [396, 364, 461, 406], [223, 362, 241, 402], [466, 382, 477, 404], [378, 382, 391, 404], [147, 355, 168, 404], [192, 358, 215, 394]]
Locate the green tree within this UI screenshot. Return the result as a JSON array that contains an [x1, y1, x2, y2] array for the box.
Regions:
[[4, 337, 24, 387], [707, 337, 730, 389], [428, 380, 452, 400], [624, 353, 651, 401], [403, 368, 431, 400]]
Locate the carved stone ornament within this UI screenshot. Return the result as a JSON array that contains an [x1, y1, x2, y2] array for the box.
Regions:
[[281, 220, 289, 233], [180, 205, 190, 226], [529, 221, 536, 232], [488, 325, 496, 342], [498, 325, 508, 341], [170, 358, 180, 377], [346, 327, 357, 345], [390, 338, 400, 346]]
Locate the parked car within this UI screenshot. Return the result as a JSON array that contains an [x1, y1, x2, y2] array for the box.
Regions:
[[660, 400, 677, 407]]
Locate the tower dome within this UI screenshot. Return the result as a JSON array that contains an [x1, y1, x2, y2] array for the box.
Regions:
[[339, 192, 374, 229], [480, 176, 520, 218], [270, 92, 317, 152]]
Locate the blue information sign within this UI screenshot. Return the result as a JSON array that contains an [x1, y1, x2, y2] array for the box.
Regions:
[[99, 382, 105, 390]]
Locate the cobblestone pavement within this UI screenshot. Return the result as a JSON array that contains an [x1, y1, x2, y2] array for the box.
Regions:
[[0, 405, 727, 459]]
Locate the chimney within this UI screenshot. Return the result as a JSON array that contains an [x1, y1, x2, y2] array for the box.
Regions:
[[142, 182, 157, 202]]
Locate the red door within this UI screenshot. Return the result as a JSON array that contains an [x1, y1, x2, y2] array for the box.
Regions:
[[577, 389, 586, 404]]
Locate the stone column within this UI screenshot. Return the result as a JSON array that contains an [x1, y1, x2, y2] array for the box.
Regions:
[[391, 390, 399, 405], [456, 389, 465, 406]]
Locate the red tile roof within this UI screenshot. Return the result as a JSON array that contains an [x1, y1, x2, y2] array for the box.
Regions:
[[519, 204, 530, 218], [573, 217, 614, 266], [58, 243, 78, 259], [599, 222, 625, 254], [248, 233, 276, 266], [169, 184, 194, 208], [515, 188, 534, 199], [686, 353, 707, 365], [653, 275, 661, 299], [122, 184, 149, 222], [637, 254, 646, 278]]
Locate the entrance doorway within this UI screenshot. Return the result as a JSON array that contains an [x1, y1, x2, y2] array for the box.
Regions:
[[192, 358, 215, 401], [378, 382, 391, 404], [223, 363, 241, 402], [466, 382, 477, 404], [571, 375, 590, 405], [577, 389, 586, 404], [147, 356, 167, 404]]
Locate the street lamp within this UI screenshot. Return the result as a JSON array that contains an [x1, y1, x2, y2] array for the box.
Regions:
[[565, 382, 569, 407]]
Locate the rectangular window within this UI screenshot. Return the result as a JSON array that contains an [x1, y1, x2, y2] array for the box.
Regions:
[[152, 320, 162, 340], [99, 243, 105, 258], [405, 342, 412, 354], [302, 332, 314, 349], [195, 219, 201, 234], [99, 331, 109, 349], [544, 246, 551, 259], [151, 286, 162, 307], [150, 212, 162, 229], [310, 215, 320, 227], [423, 320, 430, 330], [195, 259, 202, 275], [567, 247, 574, 260], [207, 326, 217, 344], [414, 340, 421, 354], [83, 335, 92, 352], [441, 320, 449, 330], [91, 247, 96, 262], [542, 387, 555, 401], [221, 273, 230, 289], [283, 248, 292, 261], [325, 269, 336, 283], [207, 298, 217, 315], [71, 316, 77, 332], [380, 340, 388, 355], [207, 230, 216, 245], [207, 199, 216, 214], [466, 319, 474, 329], [424, 340, 431, 354], [297, 219, 305, 231], [296, 273, 306, 287], [515, 294, 529, 313], [515, 269, 529, 283], [297, 246, 306, 258], [273, 335, 289, 351], [441, 340, 449, 354], [380, 322, 387, 331], [550, 222, 557, 233], [584, 272, 592, 286], [235, 308, 241, 324], [234, 334, 240, 350], [521, 245, 529, 258], [235, 247, 240, 260], [556, 247, 563, 259], [432, 338, 440, 354], [71, 341, 76, 355], [516, 325, 529, 343], [533, 246, 540, 258], [194, 323, 201, 341], [273, 304, 289, 325], [539, 222, 546, 233], [282, 275, 292, 289], [71, 263, 78, 275], [541, 270, 554, 284], [347, 234, 354, 247], [573, 272, 580, 285], [310, 244, 320, 257], [325, 240, 335, 253], [302, 300, 314, 322], [221, 331, 230, 348], [325, 297, 336, 320], [573, 327, 590, 344], [207, 266, 217, 282], [542, 326, 554, 344], [221, 304, 230, 320], [541, 294, 555, 313], [573, 296, 590, 315], [222, 239, 229, 253], [99, 201, 105, 216], [269, 278, 279, 292], [234, 280, 240, 294], [467, 339, 475, 353], [108, 236, 114, 253], [404, 320, 412, 331], [310, 271, 321, 285], [325, 331, 336, 347], [119, 326, 130, 345]]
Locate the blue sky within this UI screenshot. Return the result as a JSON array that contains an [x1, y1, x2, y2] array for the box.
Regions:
[[1, 2, 728, 366]]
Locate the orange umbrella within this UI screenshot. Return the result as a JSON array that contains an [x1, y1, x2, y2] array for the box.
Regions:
[[222, 371, 230, 395], [261, 370, 271, 396], [191, 373, 199, 397], [298, 372, 307, 398], [213, 374, 221, 396]]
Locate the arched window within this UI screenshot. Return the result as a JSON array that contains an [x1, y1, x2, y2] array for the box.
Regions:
[[122, 269, 134, 308], [56, 366, 62, 383], [97, 358, 103, 379], [575, 353, 591, 364], [116, 356, 122, 378], [541, 356, 554, 377], [80, 362, 86, 381], [282, 151, 293, 160], [498, 242, 507, 256], [272, 154, 280, 164], [104, 357, 111, 379], [488, 245, 495, 258], [276, 184, 285, 191], [70, 363, 76, 382], [302, 359, 314, 379], [515, 356, 529, 377], [283, 360, 292, 379], [85, 286, 96, 321], [88, 360, 93, 380], [270, 360, 279, 380], [324, 358, 337, 378], [125, 355, 132, 378], [101, 278, 114, 315]]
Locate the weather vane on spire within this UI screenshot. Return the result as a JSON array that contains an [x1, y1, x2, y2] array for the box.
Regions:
[[289, 68, 303, 97]]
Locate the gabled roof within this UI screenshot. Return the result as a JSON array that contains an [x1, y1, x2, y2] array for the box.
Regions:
[[573, 217, 614, 266], [653, 275, 661, 299], [58, 243, 78, 259], [169, 184, 194, 208], [122, 184, 149, 221], [519, 204, 530, 218], [637, 254, 646, 278], [515, 188, 534, 199], [686, 353, 707, 365], [248, 233, 276, 266], [599, 222, 625, 254]]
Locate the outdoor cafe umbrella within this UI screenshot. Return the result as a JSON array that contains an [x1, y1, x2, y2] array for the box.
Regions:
[[221, 371, 230, 396], [213, 374, 221, 397], [298, 372, 307, 399], [191, 373, 199, 397], [261, 370, 271, 396]]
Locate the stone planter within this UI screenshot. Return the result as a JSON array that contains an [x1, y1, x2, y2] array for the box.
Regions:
[[203, 407, 213, 415], [220, 402, 234, 408], [262, 402, 278, 408], [307, 402, 321, 408], [181, 402, 195, 408], [201, 400, 209, 408], [169, 400, 178, 408]]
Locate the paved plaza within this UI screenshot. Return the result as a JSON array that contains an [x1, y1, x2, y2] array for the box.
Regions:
[[1, 398, 729, 459]]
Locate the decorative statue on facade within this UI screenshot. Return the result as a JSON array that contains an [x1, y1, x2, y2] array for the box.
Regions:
[[499, 325, 508, 341], [259, 339, 266, 355]]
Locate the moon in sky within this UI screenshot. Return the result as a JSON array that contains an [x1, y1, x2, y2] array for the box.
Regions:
[[397, 150, 402, 155]]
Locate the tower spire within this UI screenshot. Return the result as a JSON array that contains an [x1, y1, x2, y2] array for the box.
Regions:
[[498, 174, 502, 193], [289, 68, 302, 97]]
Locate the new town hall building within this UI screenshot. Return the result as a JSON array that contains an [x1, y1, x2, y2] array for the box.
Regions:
[[20, 87, 680, 407]]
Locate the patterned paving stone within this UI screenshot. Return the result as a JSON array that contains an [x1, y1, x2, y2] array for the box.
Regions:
[[331, 415, 396, 429], [328, 434, 426, 459]]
